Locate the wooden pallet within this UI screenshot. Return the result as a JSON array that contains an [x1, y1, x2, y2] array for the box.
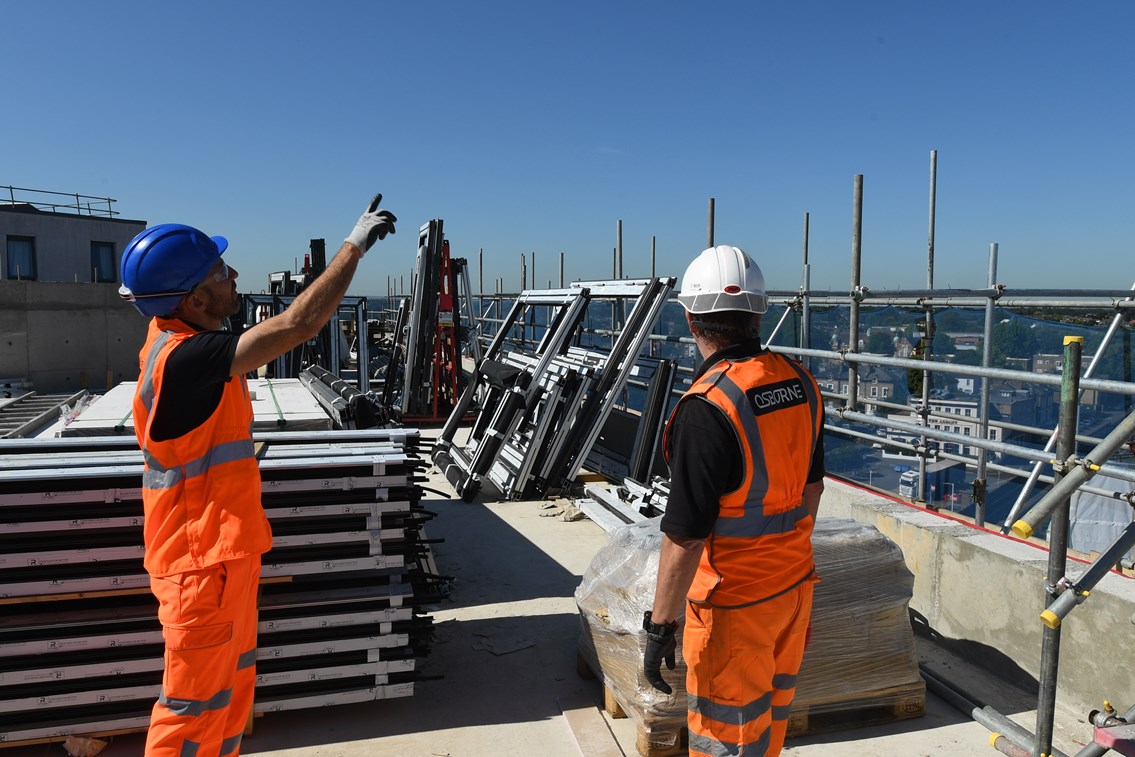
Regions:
[[577, 652, 926, 756], [577, 651, 686, 757], [786, 685, 925, 738]]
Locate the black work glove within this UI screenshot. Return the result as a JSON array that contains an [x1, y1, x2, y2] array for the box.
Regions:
[[642, 611, 678, 695]]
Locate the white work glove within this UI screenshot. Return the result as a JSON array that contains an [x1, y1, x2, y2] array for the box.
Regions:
[[344, 193, 397, 255]]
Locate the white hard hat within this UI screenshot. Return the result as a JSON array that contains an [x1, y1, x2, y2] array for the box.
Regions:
[[676, 245, 769, 315]]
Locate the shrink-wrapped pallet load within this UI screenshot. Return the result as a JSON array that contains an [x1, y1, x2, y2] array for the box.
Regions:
[[575, 517, 925, 755]]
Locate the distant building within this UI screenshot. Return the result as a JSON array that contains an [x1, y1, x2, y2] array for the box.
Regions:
[[1, 187, 148, 391], [990, 382, 1045, 427], [813, 364, 906, 414], [1032, 352, 1101, 408], [946, 332, 982, 351], [2, 190, 144, 283], [1004, 356, 1031, 372], [1033, 353, 1062, 374], [882, 396, 1003, 460], [894, 337, 915, 358]]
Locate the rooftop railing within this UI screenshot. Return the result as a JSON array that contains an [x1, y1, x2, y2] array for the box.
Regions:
[[1, 185, 118, 217]]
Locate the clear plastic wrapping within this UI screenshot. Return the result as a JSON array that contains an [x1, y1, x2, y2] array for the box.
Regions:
[[574, 517, 923, 741]]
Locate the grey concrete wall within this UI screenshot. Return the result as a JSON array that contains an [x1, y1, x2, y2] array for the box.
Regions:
[[821, 478, 1135, 720], [2, 207, 145, 283], [0, 280, 147, 392]]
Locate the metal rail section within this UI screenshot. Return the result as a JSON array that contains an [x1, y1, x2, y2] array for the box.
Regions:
[[242, 294, 370, 393], [432, 277, 675, 502]]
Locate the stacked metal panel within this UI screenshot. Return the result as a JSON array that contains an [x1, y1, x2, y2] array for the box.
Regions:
[[432, 277, 675, 502], [0, 429, 444, 745], [574, 478, 670, 533], [60, 379, 333, 437]]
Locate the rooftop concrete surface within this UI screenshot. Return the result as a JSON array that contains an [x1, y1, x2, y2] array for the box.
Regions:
[[11, 467, 1103, 756]]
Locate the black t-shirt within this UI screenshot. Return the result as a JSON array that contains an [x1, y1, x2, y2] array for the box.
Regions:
[[660, 340, 826, 540], [149, 328, 240, 442]]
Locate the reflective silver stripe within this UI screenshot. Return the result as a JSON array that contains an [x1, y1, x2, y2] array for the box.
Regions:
[[220, 732, 243, 756], [143, 466, 183, 490], [142, 438, 256, 491], [181, 439, 256, 480], [180, 740, 200, 757], [780, 356, 822, 458], [716, 371, 770, 501], [714, 502, 810, 539], [709, 370, 811, 539], [158, 685, 233, 717], [139, 330, 173, 413], [772, 672, 797, 721], [688, 690, 772, 726], [688, 732, 740, 757], [688, 727, 771, 757], [237, 648, 257, 669], [772, 672, 796, 690]]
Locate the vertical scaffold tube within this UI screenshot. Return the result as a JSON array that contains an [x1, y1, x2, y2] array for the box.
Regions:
[[1035, 336, 1083, 757], [975, 242, 998, 527], [847, 176, 862, 414], [802, 212, 811, 371]]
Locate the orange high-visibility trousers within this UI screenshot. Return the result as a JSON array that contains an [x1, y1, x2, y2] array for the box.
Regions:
[[145, 555, 260, 757], [683, 579, 814, 757]]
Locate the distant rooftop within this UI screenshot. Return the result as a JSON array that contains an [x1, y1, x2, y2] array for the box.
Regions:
[[1, 184, 118, 218]]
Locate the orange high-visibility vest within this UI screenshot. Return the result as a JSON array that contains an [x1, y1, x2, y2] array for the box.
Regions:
[[665, 351, 822, 607], [133, 317, 272, 577]]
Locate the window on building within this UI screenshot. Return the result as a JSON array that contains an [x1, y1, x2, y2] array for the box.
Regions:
[[964, 408, 972, 417], [870, 386, 878, 397], [963, 427, 971, 435], [881, 386, 889, 398], [5, 236, 36, 280], [90, 241, 116, 283]]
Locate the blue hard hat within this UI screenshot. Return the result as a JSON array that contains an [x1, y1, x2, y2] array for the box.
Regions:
[[118, 224, 228, 317]]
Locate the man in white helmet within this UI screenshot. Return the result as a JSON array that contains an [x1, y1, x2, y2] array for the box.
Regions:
[[643, 245, 825, 757]]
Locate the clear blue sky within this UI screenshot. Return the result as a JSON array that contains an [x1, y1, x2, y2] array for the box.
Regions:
[[6, 2, 1134, 297]]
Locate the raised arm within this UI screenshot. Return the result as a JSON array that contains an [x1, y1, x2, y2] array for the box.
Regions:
[[230, 194, 395, 377]]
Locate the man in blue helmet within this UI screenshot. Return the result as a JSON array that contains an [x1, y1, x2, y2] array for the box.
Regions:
[[119, 194, 396, 756]]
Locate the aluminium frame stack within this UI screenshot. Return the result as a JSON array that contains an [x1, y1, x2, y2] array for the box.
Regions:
[[432, 277, 675, 502], [0, 429, 444, 746]]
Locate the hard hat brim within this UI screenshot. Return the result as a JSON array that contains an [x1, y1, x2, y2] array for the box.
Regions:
[[676, 290, 769, 315]]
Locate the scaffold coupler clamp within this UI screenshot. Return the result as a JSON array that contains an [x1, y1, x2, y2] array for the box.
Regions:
[[850, 285, 868, 302], [1089, 700, 1124, 727], [1050, 456, 1073, 475], [1045, 576, 1070, 598], [1077, 457, 1102, 473]]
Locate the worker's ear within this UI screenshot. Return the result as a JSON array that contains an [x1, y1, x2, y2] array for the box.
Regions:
[[181, 290, 206, 316], [685, 311, 701, 338]]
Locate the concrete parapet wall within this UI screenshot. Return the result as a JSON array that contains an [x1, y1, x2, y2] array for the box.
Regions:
[[0, 280, 146, 393], [821, 477, 1135, 719]]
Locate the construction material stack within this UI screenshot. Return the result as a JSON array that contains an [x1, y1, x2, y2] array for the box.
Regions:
[[0, 429, 445, 747], [575, 517, 924, 755], [382, 219, 480, 422], [432, 277, 675, 502]]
